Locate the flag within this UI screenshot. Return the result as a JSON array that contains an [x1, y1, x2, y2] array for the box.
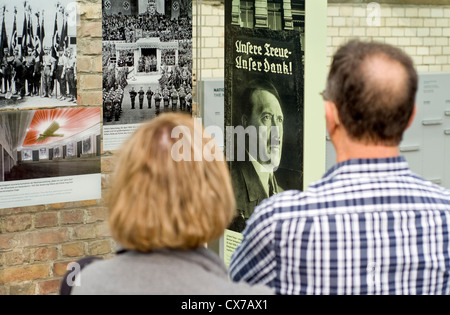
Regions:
[[59, 15, 68, 50], [171, 0, 180, 20], [64, 17, 69, 49], [0, 14, 8, 60], [40, 13, 45, 61], [28, 13, 34, 49], [35, 13, 42, 60], [22, 9, 28, 55], [10, 11, 17, 55], [52, 11, 59, 59]]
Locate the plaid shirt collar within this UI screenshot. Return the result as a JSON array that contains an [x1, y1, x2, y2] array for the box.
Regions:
[[321, 156, 412, 183]]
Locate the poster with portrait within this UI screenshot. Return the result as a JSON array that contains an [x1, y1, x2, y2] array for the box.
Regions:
[[225, 1, 305, 240], [0, 108, 102, 209], [0, 0, 78, 109], [102, 0, 193, 151]]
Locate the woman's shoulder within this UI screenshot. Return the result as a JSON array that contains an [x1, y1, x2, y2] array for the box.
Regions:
[[68, 249, 273, 295]]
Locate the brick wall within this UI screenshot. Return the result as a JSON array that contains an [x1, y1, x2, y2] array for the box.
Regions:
[[327, 3, 450, 72], [194, 2, 225, 79], [196, 1, 450, 78], [0, 0, 116, 295]]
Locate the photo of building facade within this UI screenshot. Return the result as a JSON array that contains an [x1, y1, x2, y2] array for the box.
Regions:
[[102, 0, 192, 131]]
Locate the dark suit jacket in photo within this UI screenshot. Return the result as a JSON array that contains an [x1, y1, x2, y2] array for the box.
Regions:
[[228, 160, 283, 232]]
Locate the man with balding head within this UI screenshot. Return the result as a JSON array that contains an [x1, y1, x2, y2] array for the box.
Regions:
[[230, 40, 450, 295]]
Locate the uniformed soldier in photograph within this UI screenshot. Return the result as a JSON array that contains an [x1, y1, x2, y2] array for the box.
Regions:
[[56, 48, 67, 100], [138, 86, 145, 109], [12, 47, 25, 100], [178, 86, 186, 111], [117, 85, 124, 106], [24, 46, 36, 97], [32, 48, 41, 96], [154, 88, 162, 116], [146, 86, 153, 109], [186, 90, 192, 113], [113, 89, 122, 121], [150, 55, 157, 72], [42, 46, 56, 98], [162, 85, 170, 108], [64, 48, 77, 103], [154, 88, 161, 109], [104, 93, 113, 122], [1, 47, 12, 95], [129, 86, 137, 109], [170, 85, 178, 111]]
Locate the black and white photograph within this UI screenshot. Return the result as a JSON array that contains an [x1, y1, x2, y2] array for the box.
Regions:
[[0, 107, 102, 209], [0, 0, 77, 109], [0, 107, 101, 182], [102, 0, 193, 129], [225, 0, 305, 233]]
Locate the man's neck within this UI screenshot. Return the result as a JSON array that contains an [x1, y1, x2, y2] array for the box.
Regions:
[[334, 135, 400, 163]]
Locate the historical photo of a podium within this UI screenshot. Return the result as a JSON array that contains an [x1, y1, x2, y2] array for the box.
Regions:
[[0, 0, 78, 109], [102, 0, 192, 127]]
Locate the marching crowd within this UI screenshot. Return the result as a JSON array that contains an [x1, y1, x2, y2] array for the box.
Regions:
[[102, 79, 192, 123], [128, 83, 192, 113]]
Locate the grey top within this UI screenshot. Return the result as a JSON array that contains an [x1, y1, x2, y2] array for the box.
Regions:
[[71, 247, 273, 295]]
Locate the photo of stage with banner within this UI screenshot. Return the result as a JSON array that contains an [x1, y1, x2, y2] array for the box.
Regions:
[[224, 1, 305, 240], [102, 0, 192, 151], [0, 107, 101, 209], [0, 0, 77, 109]]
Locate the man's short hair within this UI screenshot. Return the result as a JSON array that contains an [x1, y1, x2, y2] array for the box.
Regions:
[[326, 40, 418, 145], [238, 78, 282, 124]]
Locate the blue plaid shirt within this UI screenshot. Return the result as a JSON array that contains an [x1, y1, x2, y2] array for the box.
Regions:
[[229, 157, 450, 295]]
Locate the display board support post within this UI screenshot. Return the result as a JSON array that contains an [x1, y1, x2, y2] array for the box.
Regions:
[[303, 0, 328, 190]]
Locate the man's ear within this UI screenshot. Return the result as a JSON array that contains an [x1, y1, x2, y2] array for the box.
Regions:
[[325, 101, 340, 134], [406, 104, 417, 130]]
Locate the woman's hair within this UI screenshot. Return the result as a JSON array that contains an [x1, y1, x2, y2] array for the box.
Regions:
[[108, 113, 235, 252]]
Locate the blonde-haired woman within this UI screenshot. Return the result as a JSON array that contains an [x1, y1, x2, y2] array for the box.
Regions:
[[69, 113, 272, 295]]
